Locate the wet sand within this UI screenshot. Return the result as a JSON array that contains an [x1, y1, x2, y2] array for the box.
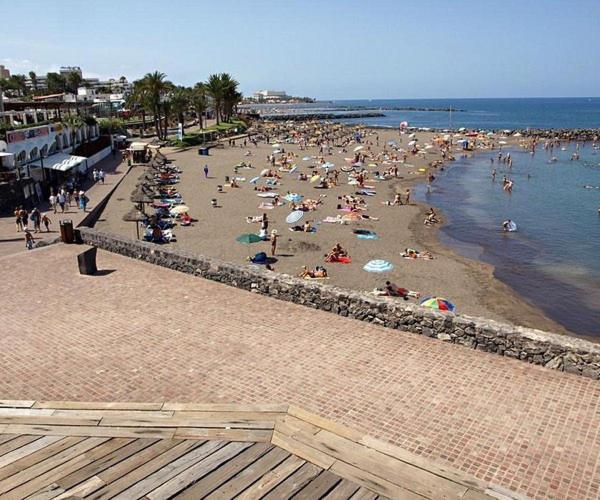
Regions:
[[97, 125, 567, 333]]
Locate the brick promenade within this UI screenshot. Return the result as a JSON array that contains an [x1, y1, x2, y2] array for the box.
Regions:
[[1, 245, 599, 499]]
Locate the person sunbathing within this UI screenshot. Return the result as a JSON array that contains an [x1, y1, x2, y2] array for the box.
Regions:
[[298, 265, 314, 278], [180, 213, 192, 226], [383, 281, 420, 300], [402, 248, 419, 259]]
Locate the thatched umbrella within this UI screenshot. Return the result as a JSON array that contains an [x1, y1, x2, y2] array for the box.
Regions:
[[123, 207, 147, 240]]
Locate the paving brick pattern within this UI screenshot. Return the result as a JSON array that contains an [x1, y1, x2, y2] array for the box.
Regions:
[[1, 245, 599, 499]]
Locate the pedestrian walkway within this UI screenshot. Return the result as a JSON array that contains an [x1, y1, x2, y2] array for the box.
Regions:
[[0, 153, 127, 258], [0, 244, 598, 500]]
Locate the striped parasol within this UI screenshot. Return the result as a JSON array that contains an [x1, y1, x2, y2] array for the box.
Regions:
[[363, 260, 394, 272]]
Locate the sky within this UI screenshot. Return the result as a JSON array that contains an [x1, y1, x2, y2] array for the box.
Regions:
[[2, 0, 599, 99]]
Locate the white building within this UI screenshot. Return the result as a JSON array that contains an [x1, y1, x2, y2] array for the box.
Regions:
[[252, 90, 288, 102]]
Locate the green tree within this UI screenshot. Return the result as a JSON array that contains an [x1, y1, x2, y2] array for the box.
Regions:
[[28, 71, 38, 92], [66, 72, 83, 94], [169, 86, 191, 134], [191, 83, 208, 129], [46, 72, 66, 94], [205, 73, 225, 125], [220, 73, 242, 122], [136, 71, 172, 140], [62, 115, 84, 149]]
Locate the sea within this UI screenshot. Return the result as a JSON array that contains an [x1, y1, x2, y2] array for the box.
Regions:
[[253, 98, 600, 336]]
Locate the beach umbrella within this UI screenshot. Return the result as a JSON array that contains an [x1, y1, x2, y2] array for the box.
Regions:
[[420, 297, 456, 312], [363, 259, 394, 272], [408, 140, 417, 146], [353, 145, 364, 152], [284, 193, 303, 202], [357, 233, 379, 240], [170, 205, 190, 214], [322, 161, 335, 168], [310, 175, 321, 183], [302, 156, 312, 161], [458, 127, 466, 132], [400, 121, 409, 128], [408, 133, 416, 138], [272, 143, 281, 148], [260, 168, 270, 176], [236, 233, 262, 244], [257, 193, 278, 198], [425, 144, 434, 150], [249, 176, 260, 184], [289, 165, 298, 174], [285, 210, 304, 224]]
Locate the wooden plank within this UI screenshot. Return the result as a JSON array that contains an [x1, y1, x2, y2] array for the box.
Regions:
[[463, 489, 497, 500], [293, 469, 344, 499], [0, 435, 18, 446], [360, 435, 489, 492], [90, 440, 207, 499], [0, 400, 35, 408], [262, 462, 322, 499], [236, 455, 305, 499], [330, 460, 424, 500], [0, 408, 55, 417], [176, 411, 283, 421], [33, 401, 164, 411], [5, 452, 93, 499], [100, 416, 275, 429], [287, 405, 365, 441], [52, 409, 174, 419], [54, 475, 106, 499], [0, 437, 86, 482], [0, 436, 62, 469], [173, 443, 272, 499], [350, 486, 380, 499], [113, 440, 227, 499], [0, 425, 6, 435], [312, 430, 468, 499], [271, 430, 336, 469], [203, 447, 290, 499], [162, 402, 289, 412], [56, 439, 156, 490], [323, 478, 361, 499], [174, 427, 272, 442], [0, 435, 41, 458], [274, 415, 322, 436], [93, 439, 181, 487], [146, 442, 252, 499], [0, 415, 101, 426], [3, 424, 175, 439], [0, 437, 108, 496]]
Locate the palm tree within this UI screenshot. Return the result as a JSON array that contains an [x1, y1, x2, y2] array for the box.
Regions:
[[191, 83, 208, 129], [137, 71, 171, 139], [169, 86, 191, 134], [28, 71, 38, 93], [205, 73, 224, 125], [62, 115, 84, 151], [220, 73, 242, 123]]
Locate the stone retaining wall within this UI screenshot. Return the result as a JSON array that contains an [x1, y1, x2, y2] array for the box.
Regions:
[[78, 227, 600, 380]]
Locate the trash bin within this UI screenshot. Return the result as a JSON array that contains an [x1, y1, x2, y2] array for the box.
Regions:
[[59, 219, 74, 244]]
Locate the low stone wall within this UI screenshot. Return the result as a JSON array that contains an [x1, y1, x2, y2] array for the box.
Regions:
[[78, 227, 600, 379]]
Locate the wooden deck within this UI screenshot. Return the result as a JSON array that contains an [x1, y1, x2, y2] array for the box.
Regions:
[[0, 401, 514, 499]]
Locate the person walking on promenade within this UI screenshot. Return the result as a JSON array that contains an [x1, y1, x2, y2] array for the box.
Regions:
[[30, 207, 41, 233], [15, 207, 23, 232], [42, 213, 52, 232], [48, 193, 57, 213], [204, 164, 209, 178], [19, 208, 28, 231], [92, 168, 99, 182], [57, 191, 66, 213], [99, 169, 105, 184], [79, 191, 89, 212], [405, 188, 411, 205], [24, 230, 34, 250]]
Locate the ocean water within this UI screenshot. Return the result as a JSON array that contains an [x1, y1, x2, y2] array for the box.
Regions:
[[414, 143, 600, 337], [255, 97, 600, 130]]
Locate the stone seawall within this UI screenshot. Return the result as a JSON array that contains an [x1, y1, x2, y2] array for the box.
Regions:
[[78, 227, 600, 380]]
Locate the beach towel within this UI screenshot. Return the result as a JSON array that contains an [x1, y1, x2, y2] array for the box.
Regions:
[[304, 276, 330, 280], [258, 203, 275, 209], [323, 216, 343, 224], [327, 256, 351, 264]]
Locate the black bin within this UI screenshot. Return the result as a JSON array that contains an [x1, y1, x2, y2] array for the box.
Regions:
[[59, 219, 74, 244]]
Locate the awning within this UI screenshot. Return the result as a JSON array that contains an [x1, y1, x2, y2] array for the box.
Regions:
[[41, 153, 87, 172]]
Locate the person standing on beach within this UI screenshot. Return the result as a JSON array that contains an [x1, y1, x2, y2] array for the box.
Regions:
[[203, 164, 209, 178], [99, 169, 105, 184], [270, 229, 278, 256], [491, 169, 496, 181], [15, 207, 23, 232], [405, 188, 411, 205], [49, 193, 57, 214]]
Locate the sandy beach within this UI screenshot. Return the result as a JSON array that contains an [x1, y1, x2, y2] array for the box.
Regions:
[[97, 123, 567, 333]]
